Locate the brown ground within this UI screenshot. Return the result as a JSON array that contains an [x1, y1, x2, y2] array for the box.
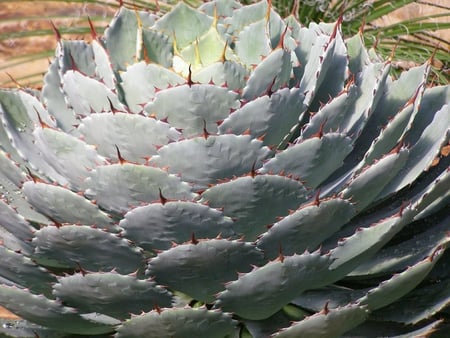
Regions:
[[0, 0, 449, 321], [0, 307, 19, 319]]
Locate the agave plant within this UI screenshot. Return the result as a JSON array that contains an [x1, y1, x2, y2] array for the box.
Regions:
[[0, 0, 449, 336]]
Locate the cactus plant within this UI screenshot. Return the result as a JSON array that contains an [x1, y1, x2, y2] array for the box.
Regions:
[[0, 0, 449, 336]]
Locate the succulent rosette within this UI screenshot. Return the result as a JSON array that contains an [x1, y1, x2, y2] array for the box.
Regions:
[[0, 0, 449, 337]]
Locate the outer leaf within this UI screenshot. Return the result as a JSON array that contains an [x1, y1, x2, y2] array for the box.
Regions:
[[297, 32, 335, 106], [78, 112, 181, 163], [0, 183, 49, 227], [368, 62, 430, 129], [242, 48, 291, 101], [41, 59, 77, 133], [0, 285, 114, 335], [356, 64, 430, 170], [256, 198, 355, 260], [409, 85, 449, 147], [0, 227, 31, 258], [0, 115, 23, 166], [349, 215, 450, 277], [147, 239, 264, 303], [217, 250, 333, 320], [33, 225, 144, 274], [149, 134, 270, 189], [378, 103, 450, 199], [0, 318, 66, 337], [62, 71, 125, 116], [291, 286, 365, 313], [120, 201, 235, 251], [340, 148, 409, 212], [391, 320, 445, 338], [414, 166, 450, 218], [199, 0, 242, 18], [0, 246, 55, 295], [223, 0, 266, 35], [155, 2, 213, 49], [0, 147, 26, 192], [373, 278, 450, 325], [56, 40, 95, 77], [177, 25, 230, 71], [142, 28, 173, 68], [351, 62, 431, 166], [228, 2, 286, 63], [235, 19, 271, 67], [309, 22, 348, 110], [266, 8, 286, 49], [84, 163, 195, 214], [115, 307, 236, 338], [120, 62, 185, 113], [0, 90, 63, 181], [192, 60, 249, 90], [22, 182, 117, 231], [300, 86, 356, 140], [200, 174, 308, 240], [53, 272, 173, 319], [0, 199, 34, 251], [105, 7, 157, 71], [260, 133, 353, 189], [144, 84, 239, 138], [0, 151, 48, 228], [358, 245, 445, 311], [219, 88, 306, 148], [92, 40, 116, 90], [292, 22, 323, 83], [343, 319, 444, 337], [244, 310, 294, 338], [272, 304, 369, 338], [327, 207, 416, 276], [302, 60, 390, 141], [33, 127, 106, 190], [346, 33, 370, 75]]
